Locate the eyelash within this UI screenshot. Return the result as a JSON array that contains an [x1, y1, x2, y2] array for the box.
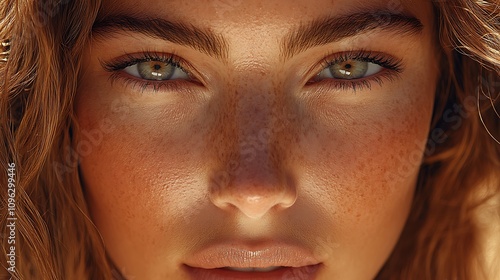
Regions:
[[102, 51, 194, 93], [311, 50, 403, 91], [102, 50, 403, 93]]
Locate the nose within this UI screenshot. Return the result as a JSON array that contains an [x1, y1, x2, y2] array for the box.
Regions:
[[209, 151, 298, 219], [208, 79, 297, 219]]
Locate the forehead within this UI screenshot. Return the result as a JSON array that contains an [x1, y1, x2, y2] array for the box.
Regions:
[[99, 0, 433, 30], [95, 0, 435, 66]]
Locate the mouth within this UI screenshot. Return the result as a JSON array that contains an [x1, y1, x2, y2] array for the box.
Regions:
[[183, 240, 322, 279], [184, 265, 321, 280]]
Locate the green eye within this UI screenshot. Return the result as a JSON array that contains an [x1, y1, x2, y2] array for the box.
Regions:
[[124, 60, 190, 81], [318, 59, 383, 80]]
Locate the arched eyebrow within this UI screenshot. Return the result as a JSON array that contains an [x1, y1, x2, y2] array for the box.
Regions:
[[280, 12, 423, 60], [92, 11, 423, 62]]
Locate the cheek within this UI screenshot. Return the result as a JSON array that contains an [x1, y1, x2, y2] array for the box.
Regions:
[[74, 94, 212, 265], [302, 106, 426, 223], [296, 81, 434, 271], [332, 105, 425, 220]]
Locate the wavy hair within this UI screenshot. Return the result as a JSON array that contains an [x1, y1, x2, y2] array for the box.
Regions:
[[0, 0, 499, 279], [377, 1, 500, 279]]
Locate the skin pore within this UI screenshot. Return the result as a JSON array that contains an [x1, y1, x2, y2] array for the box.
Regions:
[[75, 0, 439, 279]]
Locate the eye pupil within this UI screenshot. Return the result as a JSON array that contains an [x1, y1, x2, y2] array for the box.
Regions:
[[120, 55, 192, 86], [137, 61, 175, 80], [329, 60, 368, 80], [312, 53, 391, 86]]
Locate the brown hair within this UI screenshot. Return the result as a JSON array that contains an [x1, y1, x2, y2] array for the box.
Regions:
[[377, 1, 500, 279], [1, 0, 498, 279]]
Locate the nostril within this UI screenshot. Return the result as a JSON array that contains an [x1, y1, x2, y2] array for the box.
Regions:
[[209, 178, 298, 219], [208, 138, 298, 218]]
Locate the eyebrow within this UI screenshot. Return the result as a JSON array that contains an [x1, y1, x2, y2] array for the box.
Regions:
[[280, 11, 424, 60], [92, 15, 230, 60], [92, 11, 423, 62]]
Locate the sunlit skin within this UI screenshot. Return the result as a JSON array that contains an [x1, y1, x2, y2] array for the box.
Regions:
[[75, 0, 439, 279]]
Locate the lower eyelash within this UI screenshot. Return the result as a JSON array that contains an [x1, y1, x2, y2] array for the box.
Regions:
[[102, 50, 402, 93], [102, 51, 193, 93], [314, 50, 403, 91], [320, 71, 400, 92], [108, 71, 191, 93]]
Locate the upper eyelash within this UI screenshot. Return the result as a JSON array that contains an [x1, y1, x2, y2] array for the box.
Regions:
[[102, 51, 189, 74], [100, 51, 198, 92], [101, 51, 194, 93], [103, 50, 401, 76], [319, 50, 403, 73], [305, 50, 404, 92], [101, 50, 403, 93]]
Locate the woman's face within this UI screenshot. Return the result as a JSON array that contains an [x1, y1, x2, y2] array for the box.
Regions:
[[76, 0, 439, 279]]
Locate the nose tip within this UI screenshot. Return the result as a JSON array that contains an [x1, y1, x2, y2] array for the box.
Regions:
[[209, 171, 297, 219]]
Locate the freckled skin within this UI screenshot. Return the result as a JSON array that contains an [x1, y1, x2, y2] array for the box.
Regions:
[[76, 0, 439, 279]]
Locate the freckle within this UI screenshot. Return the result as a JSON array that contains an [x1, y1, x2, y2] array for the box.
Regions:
[[357, 161, 366, 170]]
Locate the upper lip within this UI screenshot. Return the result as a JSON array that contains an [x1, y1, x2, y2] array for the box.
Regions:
[[184, 239, 321, 269]]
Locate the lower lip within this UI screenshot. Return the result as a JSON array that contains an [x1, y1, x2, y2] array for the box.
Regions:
[[184, 264, 321, 280]]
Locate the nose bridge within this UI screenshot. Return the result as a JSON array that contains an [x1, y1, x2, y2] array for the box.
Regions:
[[208, 67, 297, 219], [237, 76, 274, 151], [235, 76, 278, 184], [232, 62, 281, 171]]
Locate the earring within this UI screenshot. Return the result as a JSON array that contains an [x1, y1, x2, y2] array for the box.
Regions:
[[1, 39, 10, 62]]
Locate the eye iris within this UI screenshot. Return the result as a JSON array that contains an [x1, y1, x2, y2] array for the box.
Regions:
[[138, 61, 174, 80], [330, 59, 368, 79]]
